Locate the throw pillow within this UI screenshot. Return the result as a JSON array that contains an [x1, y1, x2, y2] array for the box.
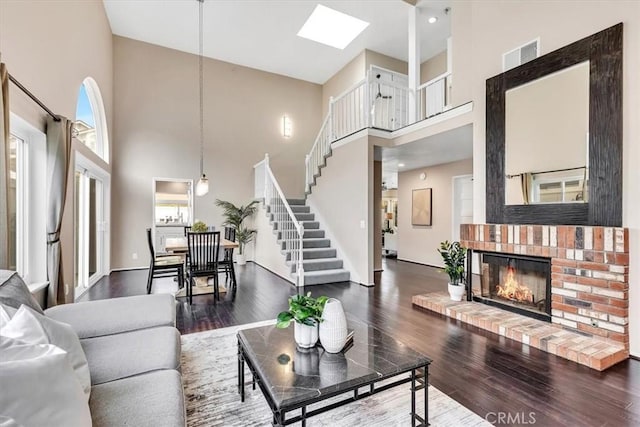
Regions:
[[0, 270, 44, 314], [0, 305, 91, 399], [0, 337, 92, 427]]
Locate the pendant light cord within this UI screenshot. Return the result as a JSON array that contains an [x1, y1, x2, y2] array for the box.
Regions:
[[198, 0, 204, 177]]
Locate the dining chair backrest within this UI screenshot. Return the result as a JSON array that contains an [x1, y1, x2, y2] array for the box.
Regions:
[[187, 231, 221, 274], [224, 226, 236, 242], [146, 228, 155, 258], [184, 226, 192, 236]]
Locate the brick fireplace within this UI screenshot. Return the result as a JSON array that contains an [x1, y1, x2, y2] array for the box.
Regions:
[[413, 223, 630, 370], [460, 224, 630, 347]]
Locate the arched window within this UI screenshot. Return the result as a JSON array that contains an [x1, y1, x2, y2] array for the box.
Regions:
[[75, 78, 109, 162]]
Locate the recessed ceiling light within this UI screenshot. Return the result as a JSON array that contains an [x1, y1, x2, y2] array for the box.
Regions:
[[398, 163, 405, 167], [428, 16, 438, 24], [297, 4, 370, 49]]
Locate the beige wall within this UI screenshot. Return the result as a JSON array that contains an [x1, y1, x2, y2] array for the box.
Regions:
[[365, 49, 408, 75], [321, 52, 366, 116], [307, 136, 372, 285], [0, 0, 113, 303], [374, 160, 382, 271], [420, 50, 448, 84], [112, 36, 322, 269], [397, 158, 472, 267], [450, 0, 640, 356]]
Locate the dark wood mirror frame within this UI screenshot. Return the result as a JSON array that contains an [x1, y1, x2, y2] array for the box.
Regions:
[[486, 23, 622, 226]]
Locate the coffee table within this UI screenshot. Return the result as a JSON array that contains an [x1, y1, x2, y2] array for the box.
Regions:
[[237, 319, 431, 426]]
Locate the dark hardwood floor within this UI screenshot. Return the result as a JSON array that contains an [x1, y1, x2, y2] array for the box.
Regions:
[[83, 259, 640, 426]]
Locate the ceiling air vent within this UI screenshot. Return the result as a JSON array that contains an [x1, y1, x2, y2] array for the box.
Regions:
[[503, 39, 539, 72]]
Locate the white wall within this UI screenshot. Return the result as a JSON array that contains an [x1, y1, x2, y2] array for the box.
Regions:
[[397, 158, 473, 267], [251, 203, 293, 283], [307, 135, 373, 285], [450, 0, 640, 356]]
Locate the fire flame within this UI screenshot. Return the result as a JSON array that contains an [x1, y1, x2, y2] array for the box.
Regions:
[[496, 267, 534, 304]]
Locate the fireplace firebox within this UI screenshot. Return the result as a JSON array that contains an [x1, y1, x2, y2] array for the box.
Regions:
[[474, 252, 551, 322]]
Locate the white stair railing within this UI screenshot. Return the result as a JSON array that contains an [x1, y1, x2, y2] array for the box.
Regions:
[[417, 71, 452, 121], [304, 70, 453, 194], [305, 114, 331, 194], [257, 154, 305, 286]]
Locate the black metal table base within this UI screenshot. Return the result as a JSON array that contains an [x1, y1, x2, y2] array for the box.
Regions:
[[238, 339, 429, 426]]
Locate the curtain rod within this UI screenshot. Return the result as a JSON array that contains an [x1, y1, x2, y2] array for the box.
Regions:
[[506, 165, 587, 179], [8, 73, 61, 122]]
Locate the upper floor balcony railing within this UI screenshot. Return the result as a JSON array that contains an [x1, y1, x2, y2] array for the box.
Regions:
[[305, 70, 452, 193]]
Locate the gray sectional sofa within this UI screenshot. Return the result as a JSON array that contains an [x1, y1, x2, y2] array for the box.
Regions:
[[0, 270, 186, 427]]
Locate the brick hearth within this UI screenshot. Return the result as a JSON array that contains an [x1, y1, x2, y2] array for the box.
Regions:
[[460, 224, 630, 351], [412, 292, 628, 370]]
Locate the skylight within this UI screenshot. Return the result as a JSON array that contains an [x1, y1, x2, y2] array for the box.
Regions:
[[297, 4, 369, 49]]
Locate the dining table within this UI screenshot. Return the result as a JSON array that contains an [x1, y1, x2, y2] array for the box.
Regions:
[[164, 236, 240, 298], [164, 236, 239, 253]]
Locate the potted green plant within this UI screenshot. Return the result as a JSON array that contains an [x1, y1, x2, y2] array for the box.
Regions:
[[191, 220, 208, 232], [215, 199, 259, 265], [276, 292, 328, 348], [437, 240, 467, 301]]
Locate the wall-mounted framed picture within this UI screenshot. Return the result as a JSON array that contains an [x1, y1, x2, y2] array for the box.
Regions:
[[412, 188, 432, 226]]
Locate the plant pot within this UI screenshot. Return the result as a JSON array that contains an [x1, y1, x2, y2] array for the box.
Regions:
[[319, 298, 348, 353], [448, 283, 465, 301], [236, 253, 246, 266], [294, 322, 318, 349]]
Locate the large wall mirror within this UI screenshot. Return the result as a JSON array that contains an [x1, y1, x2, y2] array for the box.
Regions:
[[486, 23, 622, 226]]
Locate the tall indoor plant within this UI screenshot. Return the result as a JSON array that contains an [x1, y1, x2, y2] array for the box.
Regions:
[[276, 292, 328, 348], [437, 240, 467, 301], [215, 199, 259, 265]]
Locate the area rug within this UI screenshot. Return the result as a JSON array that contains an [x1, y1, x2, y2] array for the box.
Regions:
[[181, 321, 491, 427]]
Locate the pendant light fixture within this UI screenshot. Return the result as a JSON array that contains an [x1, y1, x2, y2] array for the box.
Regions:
[[195, 0, 209, 197]]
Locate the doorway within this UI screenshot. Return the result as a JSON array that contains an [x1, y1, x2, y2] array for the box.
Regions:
[[452, 175, 473, 241]]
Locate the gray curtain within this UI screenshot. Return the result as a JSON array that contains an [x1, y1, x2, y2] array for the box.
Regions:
[[46, 116, 73, 307], [0, 58, 9, 269]]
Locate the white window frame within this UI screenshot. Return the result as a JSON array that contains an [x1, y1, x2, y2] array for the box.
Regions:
[[9, 113, 47, 287], [74, 151, 111, 299], [78, 78, 110, 163], [532, 174, 586, 204]]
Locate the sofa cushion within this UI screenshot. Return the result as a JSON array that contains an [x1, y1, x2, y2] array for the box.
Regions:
[[45, 293, 176, 339], [0, 270, 44, 314], [89, 369, 185, 427], [81, 326, 181, 385], [0, 338, 92, 427], [1, 305, 91, 398]]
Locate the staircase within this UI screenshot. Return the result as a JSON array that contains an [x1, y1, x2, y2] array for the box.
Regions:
[[268, 198, 350, 286]]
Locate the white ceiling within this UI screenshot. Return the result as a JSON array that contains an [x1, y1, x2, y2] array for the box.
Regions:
[[381, 124, 473, 188], [103, 0, 451, 84]]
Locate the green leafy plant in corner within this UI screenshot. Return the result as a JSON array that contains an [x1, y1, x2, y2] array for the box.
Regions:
[[437, 240, 467, 286], [191, 220, 208, 232], [276, 292, 329, 328], [214, 199, 259, 255]]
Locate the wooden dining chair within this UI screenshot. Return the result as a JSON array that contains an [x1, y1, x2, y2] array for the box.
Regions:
[[219, 227, 237, 287], [186, 231, 221, 304], [146, 228, 184, 294]]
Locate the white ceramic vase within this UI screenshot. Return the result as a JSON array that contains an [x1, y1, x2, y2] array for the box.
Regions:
[[319, 298, 348, 353], [236, 253, 246, 266], [448, 283, 465, 301], [294, 322, 318, 348]]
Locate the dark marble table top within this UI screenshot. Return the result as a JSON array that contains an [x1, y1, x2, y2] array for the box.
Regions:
[[237, 318, 432, 410]]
